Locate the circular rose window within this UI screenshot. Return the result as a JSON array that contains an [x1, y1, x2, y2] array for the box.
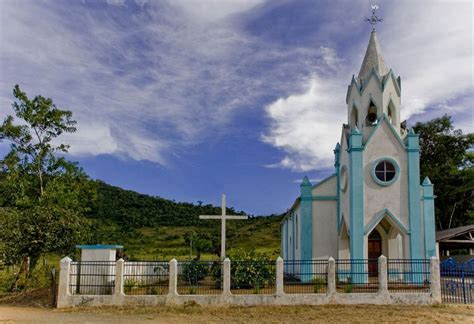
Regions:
[[371, 158, 399, 186]]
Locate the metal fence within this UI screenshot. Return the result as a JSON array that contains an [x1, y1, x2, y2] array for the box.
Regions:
[[387, 259, 430, 293], [176, 261, 222, 295], [283, 260, 328, 294], [69, 261, 116, 295], [123, 261, 169, 295], [336, 259, 378, 293], [66, 258, 435, 297], [231, 260, 276, 294], [441, 258, 474, 304]]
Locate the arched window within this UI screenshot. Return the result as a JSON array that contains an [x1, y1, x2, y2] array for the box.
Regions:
[[388, 106, 393, 124], [351, 106, 358, 128]]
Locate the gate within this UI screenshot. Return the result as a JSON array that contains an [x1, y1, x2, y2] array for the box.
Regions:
[[440, 257, 474, 304]]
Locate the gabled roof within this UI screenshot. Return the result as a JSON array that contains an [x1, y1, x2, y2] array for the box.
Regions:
[[358, 31, 389, 83]]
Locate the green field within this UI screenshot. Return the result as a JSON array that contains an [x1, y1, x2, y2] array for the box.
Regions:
[[109, 215, 281, 261]]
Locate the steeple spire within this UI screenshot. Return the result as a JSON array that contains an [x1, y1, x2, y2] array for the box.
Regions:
[[357, 30, 389, 83]]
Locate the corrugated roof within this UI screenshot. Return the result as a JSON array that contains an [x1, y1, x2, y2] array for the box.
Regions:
[[436, 225, 474, 241]]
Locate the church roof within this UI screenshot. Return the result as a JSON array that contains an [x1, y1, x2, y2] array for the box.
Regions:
[[358, 31, 389, 83], [436, 224, 474, 242]]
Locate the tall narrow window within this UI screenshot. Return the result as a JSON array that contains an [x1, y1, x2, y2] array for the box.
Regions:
[[295, 214, 298, 250], [388, 106, 393, 124], [351, 107, 358, 128]]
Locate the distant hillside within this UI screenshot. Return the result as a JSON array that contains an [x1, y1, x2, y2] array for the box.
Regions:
[[91, 180, 248, 227], [88, 181, 283, 259]]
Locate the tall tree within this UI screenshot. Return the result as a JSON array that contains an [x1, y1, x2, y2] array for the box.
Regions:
[[0, 85, 76, 199], [414, 115, 474, 229], [0, 85, 95, 291]]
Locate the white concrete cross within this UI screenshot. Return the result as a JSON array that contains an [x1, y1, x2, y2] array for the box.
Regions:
[[199, 194, 248, 260]]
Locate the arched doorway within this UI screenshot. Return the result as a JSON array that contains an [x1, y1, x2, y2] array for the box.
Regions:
[[368, 230, 382, 276]]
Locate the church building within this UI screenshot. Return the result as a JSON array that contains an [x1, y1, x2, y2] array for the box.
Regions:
[[280, 29, 437, 264]]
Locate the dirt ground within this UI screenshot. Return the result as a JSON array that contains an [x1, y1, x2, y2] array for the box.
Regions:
[[0, 304, 473, 323]]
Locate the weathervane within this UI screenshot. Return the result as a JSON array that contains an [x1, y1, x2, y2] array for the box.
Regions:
[[365, 4, 383, 31]]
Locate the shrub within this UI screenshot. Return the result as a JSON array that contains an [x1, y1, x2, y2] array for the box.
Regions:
[[124, 278, 137, 293], [229, 249, 275, 290], [312, 276, 326, 293], [181, 261, 209, 285]]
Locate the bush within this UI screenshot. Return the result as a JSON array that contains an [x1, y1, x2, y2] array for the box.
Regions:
[[312, 276, 326, 293], [181, 261, 209, 285], [124, 278, 137, 293], [0, 268, 16, 293], [229, 250, 275, 290]]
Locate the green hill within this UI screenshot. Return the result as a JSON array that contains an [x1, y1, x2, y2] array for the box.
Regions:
[[87, 181, 283, 260]]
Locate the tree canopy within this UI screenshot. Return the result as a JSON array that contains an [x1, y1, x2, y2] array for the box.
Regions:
[[414, 114, 473, 229], [0, 85, 95, 290]]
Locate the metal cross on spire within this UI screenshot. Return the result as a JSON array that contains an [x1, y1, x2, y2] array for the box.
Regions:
[[365, 4, 383, 31]]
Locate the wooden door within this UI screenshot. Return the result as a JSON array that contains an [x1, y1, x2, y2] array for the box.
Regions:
[[368, 230, 382, 276]]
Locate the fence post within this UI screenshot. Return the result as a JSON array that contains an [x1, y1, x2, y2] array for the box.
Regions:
[[328, 257, 336, 294], [57, 256, 72, 308], [276, 257, 284, 295], [168, 259, 178, 295], [114, 259, 124, 296], [430, 256, 441, 303], [223, 258, 231, 295], [378, 255, 388, 294]]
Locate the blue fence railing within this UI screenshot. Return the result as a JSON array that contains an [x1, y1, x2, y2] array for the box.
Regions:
[[440, 257, 474, 304]]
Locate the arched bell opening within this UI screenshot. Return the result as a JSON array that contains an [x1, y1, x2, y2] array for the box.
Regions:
[[366, 100, 378, 126]]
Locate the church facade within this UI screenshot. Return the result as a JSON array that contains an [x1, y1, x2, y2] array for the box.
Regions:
[[280, 31, 437, 263]]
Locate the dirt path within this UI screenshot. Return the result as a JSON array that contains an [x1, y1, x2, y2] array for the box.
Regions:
[[1, 304, 473, 323]]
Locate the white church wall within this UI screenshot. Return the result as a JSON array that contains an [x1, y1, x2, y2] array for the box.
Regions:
[[312, 200, 338, 260], [363, 121, 409, 232], [311, 174, 336, 196]]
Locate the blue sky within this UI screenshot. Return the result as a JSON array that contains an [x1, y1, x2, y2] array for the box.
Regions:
[[0, 0, 472, 215]]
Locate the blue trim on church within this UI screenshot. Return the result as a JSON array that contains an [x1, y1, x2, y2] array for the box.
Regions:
[[406, 130, 423, 259], [422, 177, 436, 258], [348, 127, 364, 261], [300, 176, 313, 262], [334, 143, 341, 233]]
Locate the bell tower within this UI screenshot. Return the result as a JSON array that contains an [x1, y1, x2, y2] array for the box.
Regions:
[[346, 10, 403, 141]]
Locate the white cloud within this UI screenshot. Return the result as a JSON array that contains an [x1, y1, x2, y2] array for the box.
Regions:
[[262, 76, 345, 171], [262, 0, 473, 172]]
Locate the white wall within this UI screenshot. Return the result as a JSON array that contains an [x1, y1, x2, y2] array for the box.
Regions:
[[363, 121, 409, 232]]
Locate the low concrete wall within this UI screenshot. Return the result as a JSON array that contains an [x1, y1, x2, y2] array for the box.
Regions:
[[57, 256, 441, 308]]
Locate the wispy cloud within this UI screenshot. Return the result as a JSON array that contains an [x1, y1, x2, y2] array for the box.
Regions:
[[0, 0, 471, 173], [262, 0, 473, 171], [0, 0, 325, 165]]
